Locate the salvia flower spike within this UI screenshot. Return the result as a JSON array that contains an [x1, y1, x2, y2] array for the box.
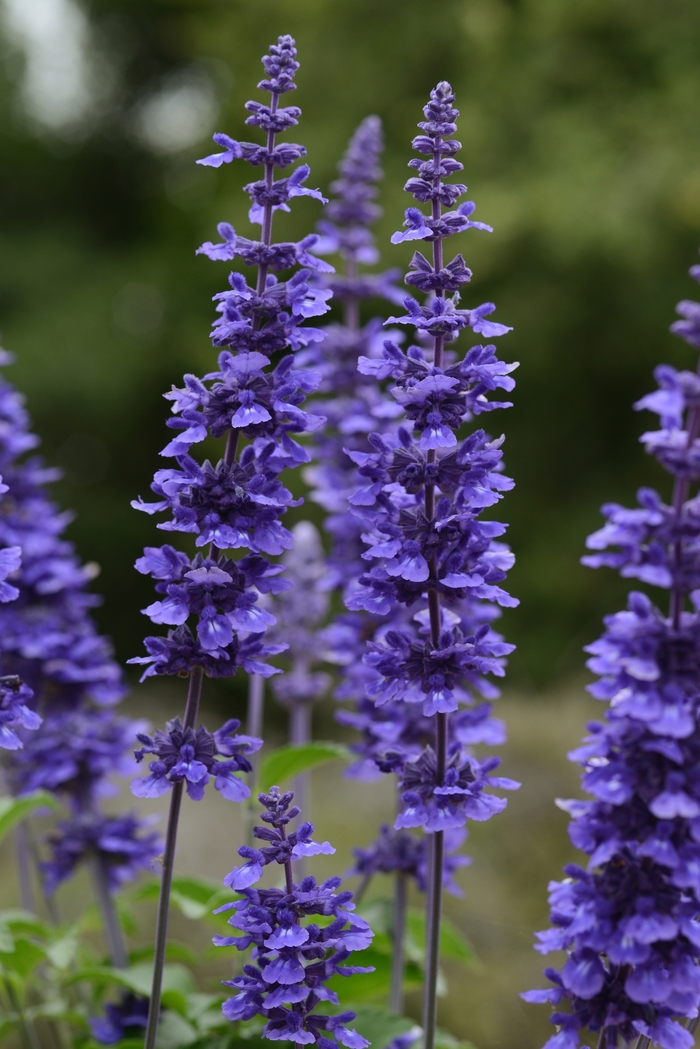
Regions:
[[131, 35, 332, 1048], [349, 81, 517, 1045], [0, 349, 156, 966], [215, 787, 375, 1047], [523, 256, 700, 1049]]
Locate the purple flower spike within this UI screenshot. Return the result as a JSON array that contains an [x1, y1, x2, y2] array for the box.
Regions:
[[0, 349, 157, 910], [131, 717, 260, 804], [526, 251, 700, 1048], [216, 788, 374, 1045]]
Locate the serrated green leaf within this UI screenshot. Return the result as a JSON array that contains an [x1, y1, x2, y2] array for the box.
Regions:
[[0, 792, 58, 844], [258, 742, 350, 792]]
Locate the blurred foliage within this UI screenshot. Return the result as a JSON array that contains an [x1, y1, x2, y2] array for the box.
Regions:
[[1, 0, 700, 690]]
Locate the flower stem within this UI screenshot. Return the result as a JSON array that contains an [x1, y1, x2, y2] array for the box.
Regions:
[[290, 694, 311, 796], [4, 976, 40, 1049], [14, 823, 35, 913], [422, 151, 447, 1049], [144, 666, 204, 1049], [244, 673, 265, 845], [389, 870, 407, 1014], [90, 855, 128, 968]]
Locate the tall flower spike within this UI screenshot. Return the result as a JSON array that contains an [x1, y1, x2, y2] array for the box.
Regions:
[[349, 82, 517, 1047], [132, 36, 332, 1049], [215, 787, 375, 1048], [524, 256, 700, 1049], [0, 349, 157, 967]]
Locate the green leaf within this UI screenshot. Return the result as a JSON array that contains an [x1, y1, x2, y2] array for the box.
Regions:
[[132, 876, 232, 922], [349, 1006, 416, 1049], [45, 927, 79, 970], [434, 1028, 478, 1049], [0, 910, 50, 938], [155, 1009, 198, 1048], [404, 908, 479, 969], [0, 792, 58, 844], [0, 921, 14, 953], [258, 742, 350, 792], [0, 937, 46, 977], [66, 962, 195, 998]]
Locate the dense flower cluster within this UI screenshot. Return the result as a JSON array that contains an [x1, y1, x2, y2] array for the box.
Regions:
[[131, 716, 260, 801], [340, 84, 516, 841], [350, 824, 469, 896], [0, 675, 39, 751], [0, 349, 157, 893], [130, 35, 329, 709], [90, 993, 150, 1045], [215, 788, 374, 1047], [525, 262, 700, 1049], [301, 115, 403, 599]]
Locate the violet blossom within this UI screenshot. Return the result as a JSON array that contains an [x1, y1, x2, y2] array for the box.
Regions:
[[0, 348, 157, 903], [215, 787, 374, 1047], [524, 257, 700, 1049]]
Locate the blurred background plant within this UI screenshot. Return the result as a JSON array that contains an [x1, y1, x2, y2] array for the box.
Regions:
[[0, 1, 700, 1047]]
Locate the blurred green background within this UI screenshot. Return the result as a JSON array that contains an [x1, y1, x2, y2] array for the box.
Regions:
[[1, 0, 700, 1045]]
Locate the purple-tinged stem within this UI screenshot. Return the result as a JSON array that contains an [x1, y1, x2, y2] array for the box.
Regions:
[[422, 148, 447, 1049], [389, 870, 406, 1014], [90, 855, 128, 968], [278, 823, 304, 1049], [244, 673, 265, 846], [144, 665, 204, 1049]]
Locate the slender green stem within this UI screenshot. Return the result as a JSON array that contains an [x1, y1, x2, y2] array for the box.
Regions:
[[4, 977, 41, 1049], [389, 871, 406, 1014], [143, 666, 204, 1049], [15, 823, 35, 913]]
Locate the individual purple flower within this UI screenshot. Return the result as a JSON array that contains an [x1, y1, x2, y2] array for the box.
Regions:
[[0, 539, 21, 603], [0, 675, 40, 750], [90, 993, 150, 1045], [526, 255, 700, 1048], [131, 717, 261, 802], [215, 788, 373, 1047], [43, 812, 160, 893], [350, 824, 469, 897]]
